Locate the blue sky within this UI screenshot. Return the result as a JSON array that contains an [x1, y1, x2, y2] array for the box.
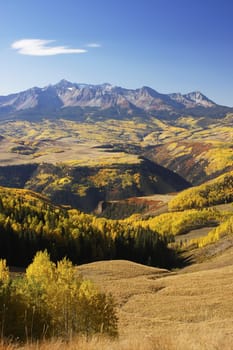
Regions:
[[1, 0, 233, 106]]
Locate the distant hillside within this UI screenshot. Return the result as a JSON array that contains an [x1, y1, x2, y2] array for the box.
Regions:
[[0, 116, 232, 187], [143, 121, 233, 185], [0, 158, 190, 213]]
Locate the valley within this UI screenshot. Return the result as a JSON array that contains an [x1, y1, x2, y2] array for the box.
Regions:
[[0, 81, 232, 349], [3, 0, 233, 346]]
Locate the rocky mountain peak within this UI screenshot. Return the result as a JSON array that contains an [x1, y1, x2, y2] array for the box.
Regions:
[[0, 80, 230, 121], [184, 91, 215, 107]]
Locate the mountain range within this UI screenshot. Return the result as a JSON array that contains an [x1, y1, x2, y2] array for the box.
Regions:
[[0, 80, 232, 121]]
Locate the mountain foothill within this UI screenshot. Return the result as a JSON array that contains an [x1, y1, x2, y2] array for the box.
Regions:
[[0, 80, 232, 256], [0, 80, 233, 346]]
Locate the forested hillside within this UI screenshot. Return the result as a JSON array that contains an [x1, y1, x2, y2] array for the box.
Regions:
[[0, 159, 190, 212], [168, 170, 233, 211], [0, 186, 176, 268]]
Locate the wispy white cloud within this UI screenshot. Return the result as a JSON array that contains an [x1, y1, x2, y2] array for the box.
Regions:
[[86, 43, 101, 48], [11, 39, 87, 56]]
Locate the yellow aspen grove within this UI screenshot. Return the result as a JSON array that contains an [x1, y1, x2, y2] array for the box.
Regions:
[[0, 251, 119, 341]]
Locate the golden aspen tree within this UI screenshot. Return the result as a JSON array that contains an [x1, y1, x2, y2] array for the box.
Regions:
[[25, 251, 118, 339], [0, 260, 9, 283], [26, 250, 56, 289]]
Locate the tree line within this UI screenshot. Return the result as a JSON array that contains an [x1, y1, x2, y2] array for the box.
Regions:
[[0, 187, 175, 268]]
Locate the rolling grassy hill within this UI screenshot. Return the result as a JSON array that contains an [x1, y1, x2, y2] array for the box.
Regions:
[[74, 213, 233, 349], [11, 242, 233, 349], [77, 245, 233, 349]]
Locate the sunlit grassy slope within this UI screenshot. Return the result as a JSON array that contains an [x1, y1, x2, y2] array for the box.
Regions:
[[0, 116, 232, 185], [5, 244, 233, 349], [18, 245, 229, 350], [76, 249, 233, 349]]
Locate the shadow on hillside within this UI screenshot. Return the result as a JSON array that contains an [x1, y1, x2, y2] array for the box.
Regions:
[[164, 248, 194, 270]]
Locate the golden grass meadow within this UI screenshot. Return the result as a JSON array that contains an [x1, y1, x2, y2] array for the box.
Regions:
[[1, 240, 233, 350]]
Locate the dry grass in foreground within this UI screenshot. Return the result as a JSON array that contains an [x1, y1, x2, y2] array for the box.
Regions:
[[77, 257, 233, 349], [1, 331, 233, 350], [3, 239, 233, 350]]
